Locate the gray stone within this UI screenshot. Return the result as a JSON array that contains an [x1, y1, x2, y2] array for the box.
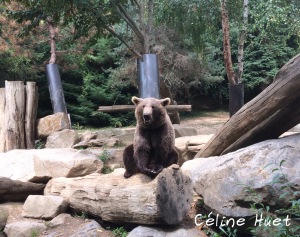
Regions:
[[22, 195, 68, 220], [173, 124, 197, 138], [182, 134, 300, 218], [47, 213, 72, 228], [78, 131, 98, 142], [127, 226, 202, 237], [73, 138, 121, 149], [36, 113, 70, 139], [288, 123, 300, 132], [0, 148, 103, 182], [0, 206, 8, 229], [4, 221, 46, 237], [70, 220, 102, 237], [45, 129, 79, 148], [175, 134, 214, 165]]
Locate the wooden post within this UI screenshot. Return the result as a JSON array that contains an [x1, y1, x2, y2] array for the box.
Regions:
[[5, 81, 26, 151], [0, 88, 5, 152], [25, 82, 38, 149]]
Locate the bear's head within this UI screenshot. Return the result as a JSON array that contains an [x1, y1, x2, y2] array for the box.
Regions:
[[132, 96, 171, 128]]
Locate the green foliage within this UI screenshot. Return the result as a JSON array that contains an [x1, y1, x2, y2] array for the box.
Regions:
[[112, 227, 128, 237]]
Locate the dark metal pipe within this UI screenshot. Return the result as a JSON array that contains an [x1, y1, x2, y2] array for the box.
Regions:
[[46, 64, 68, 114], [138, 54, 160, 99]]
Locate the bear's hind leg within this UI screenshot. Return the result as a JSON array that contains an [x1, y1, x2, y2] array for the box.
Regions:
[[123, 144, 138, 178], [164, 149, 179, 167]]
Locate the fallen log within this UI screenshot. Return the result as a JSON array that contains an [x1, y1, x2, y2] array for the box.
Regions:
[[0, 177, 45, 202], [98, 104, 191, 112], [197, 53, 300, 157], [45, 165, 192, 225]]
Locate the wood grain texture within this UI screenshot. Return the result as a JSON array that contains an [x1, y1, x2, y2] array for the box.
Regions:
[[45, 165, 192, 225]]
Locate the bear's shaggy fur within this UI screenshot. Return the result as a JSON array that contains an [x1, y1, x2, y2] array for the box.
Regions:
[[123, 96, 179, 178]]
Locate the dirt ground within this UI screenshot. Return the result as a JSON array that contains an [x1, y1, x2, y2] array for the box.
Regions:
[[2, 111, 230, 237]]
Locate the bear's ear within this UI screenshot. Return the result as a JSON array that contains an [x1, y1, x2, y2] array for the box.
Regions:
[[159, 98, 171, 107], [132, 96, 142, 105]]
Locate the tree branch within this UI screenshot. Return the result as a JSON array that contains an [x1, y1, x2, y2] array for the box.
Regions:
[[47, 18, 57, 64], [115, 3, 145, 44], [105, 26, 142, 59]]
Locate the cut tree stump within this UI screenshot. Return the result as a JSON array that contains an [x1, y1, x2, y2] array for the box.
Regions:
[[0, 177, 45, 202], [197, 53, 300, 157], [5, 81, 26, 151], [45, 165, 192, 225], [25, 82, 38, 149]]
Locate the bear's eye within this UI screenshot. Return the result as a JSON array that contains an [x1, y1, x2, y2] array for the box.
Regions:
[[142, 105, 145, 108], [152, 106, 155, 109]]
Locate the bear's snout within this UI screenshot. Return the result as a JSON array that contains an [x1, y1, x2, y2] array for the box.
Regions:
[[143, 114, 152, 124]]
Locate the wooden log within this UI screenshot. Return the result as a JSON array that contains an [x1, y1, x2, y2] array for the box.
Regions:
[[198, 53, 300, 157], [98, 104, 192, 112], [0, 88, 5, 152], [0, 177, 45, 202], [25, 82, 38, 149], [45, 165, 192, 225], [4, 81, 26, 151]]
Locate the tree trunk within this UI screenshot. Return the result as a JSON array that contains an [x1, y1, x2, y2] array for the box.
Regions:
[[221, 0, 236, 85], [0, 88, 5, 152], [25, 82, 38, 149], [48, 19, 57, 64], [45, 165, 192, 225], [0, 177, 45, 202], [237, 0, 249, 83], [197, 53, 300, 157], [160, 80, 181, 124], [5, 81, 26, 151]]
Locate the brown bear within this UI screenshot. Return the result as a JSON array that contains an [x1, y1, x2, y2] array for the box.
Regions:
[[123, 96, 179, 178]]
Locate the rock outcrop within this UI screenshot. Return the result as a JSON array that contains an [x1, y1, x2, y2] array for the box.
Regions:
[[182, 134, 300, 218]]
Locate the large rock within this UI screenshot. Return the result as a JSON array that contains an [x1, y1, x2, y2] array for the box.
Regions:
[[0, 207, 8, 230], [175, 134, 214, 165], [45, 166, 192, 225], [22, 195, 68, 220], [0, 148, 103, 182], [182, 134, 300, 218], [173, 125, 197, 138], [0, 177, 45, 202], [73, 137, 121, 149], [127, 226, 204, 237], [4, 221, 46, 237], [45, 129, 79, 148], [36, 112, 70, 139]]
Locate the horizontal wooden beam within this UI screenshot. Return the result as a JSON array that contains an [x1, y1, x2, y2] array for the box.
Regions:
[[98, 105, 192, 112]]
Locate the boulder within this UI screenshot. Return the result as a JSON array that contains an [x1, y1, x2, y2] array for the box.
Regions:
[[73, 137, 121, 149], [182, 134, 300, 218], [47, 213, 72, 228], [0, 148, 103, 182], [0, 177, 45, 202], [78, 131, 98, 142], [0, 207, 8, 230], [69, 220, 102, 237], [4, 221, 46, 237], [36, 113, 70, 139], [127, 226, 204, 237], [173, 125, 197, 138], [45, 129, 79, 148], [175, 134, 214, 165], [45, 166, 192, 225], [22, 195, 68, 220]]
